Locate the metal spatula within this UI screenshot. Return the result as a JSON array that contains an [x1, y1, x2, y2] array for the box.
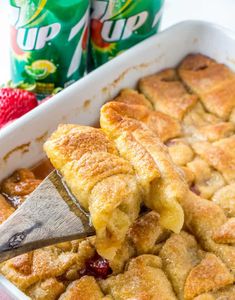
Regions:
[[0, 170, 95, 263]]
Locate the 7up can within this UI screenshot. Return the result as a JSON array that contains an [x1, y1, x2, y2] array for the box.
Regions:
[[90, 0, 164, 69], [9, 0, 90, 99]]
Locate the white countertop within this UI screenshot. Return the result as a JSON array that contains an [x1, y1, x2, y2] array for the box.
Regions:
[[0, 0, 234, 84], [161, 0, 235, 31]]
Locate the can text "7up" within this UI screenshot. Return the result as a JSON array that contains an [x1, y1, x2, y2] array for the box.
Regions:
[[10, 0, 89, 99], [90, 0, 164, 69]]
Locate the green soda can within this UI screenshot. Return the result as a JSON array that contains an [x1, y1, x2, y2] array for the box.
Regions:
[[89, 0, 164, 69], [9, 0, 90, 99]]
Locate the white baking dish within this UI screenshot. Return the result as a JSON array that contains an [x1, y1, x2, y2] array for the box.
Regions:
[[0, 20, 235, 299]]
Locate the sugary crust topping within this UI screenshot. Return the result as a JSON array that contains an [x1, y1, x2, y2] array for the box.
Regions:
[[27, 278, 65, 300], [139, 69, 198, 120], [198, 121, 235, 142], [167, 139, 194, 166], [192, 137, 235, 183], [1, 54, 235, 299], [128, 211, 169, 255], [43, 125, 118, 170], [0, 246, 79, 291], [58, 276, 105, 300], [159, 231, 201, 299], [181, 192, 235, 277], [184, 253, 234, 299], [212, 184, 235, 217], [116, 88, 153, 109], [187, 157, 225, 199], [178, 54, 235, 119], [213, 218, 235, 244], [102, 93, 182, 142], [44, 124, 142, 260], [100, 255, 177, 300], [11, 252, 33, 275], [101, 101, 186, 233]]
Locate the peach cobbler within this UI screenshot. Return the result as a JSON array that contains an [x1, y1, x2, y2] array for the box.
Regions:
[[1, 54, 235, 299]]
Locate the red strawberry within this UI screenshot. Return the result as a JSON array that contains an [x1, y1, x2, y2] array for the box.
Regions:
[[82, 26, 89, 50], [91, 19, 110, 49], [0, 88, 37, 128]]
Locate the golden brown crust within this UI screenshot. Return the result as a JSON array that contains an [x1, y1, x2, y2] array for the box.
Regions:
[[182, 191, 235, 275], [119, 127, 185, 232], [43, 124, 118, 170], [139, 69, 198, 120], [63, 239, 96, 281], [146, 110, 182, 142], [212, 184, 235, 218], [160, 230, 234, 300], [59, 276, 105, 300], [192, 137, 235, 183], [180, 166, 195, 186], [166, 139, 194, 166], [178, 54, 216, 72], [198, 122, 235, 142], [0, 194, 15, 224], [0, 238, 96, 295], [61, 152, 135, 209], [159, 231, 201, 299], [187, 157, 225, 199], [11, 252, 33, 275], [184, 253, 234, 299], [129, 211, 169, 255], [213, 218, 235, 244], [101, 103, 186, 233], [193, 295, 215, 300], [44, 124, 141, 259], [1, 246, 78, 290], [116, 88, 153, 109], [100, 255, 177, 300], [114, 130, 161, 201], [101, 100, 181, 142], [182, 102, 220, 142], [210, 285, 235, 299], [194, 285, 235, 300], [108, 239, 135, 274], [179, 54, 235, 119], [27, 278, 65, 300], [3, 53, 235, 299], [61, 156, 140, 259]]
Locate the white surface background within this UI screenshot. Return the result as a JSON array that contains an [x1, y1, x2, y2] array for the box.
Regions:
[[0, 0, 234, 84]]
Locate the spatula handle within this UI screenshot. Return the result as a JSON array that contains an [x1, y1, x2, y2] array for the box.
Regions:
[[0, 171, 94, 263]]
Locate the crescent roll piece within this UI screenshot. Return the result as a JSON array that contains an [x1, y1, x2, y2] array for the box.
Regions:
[[43, 124, 118, 171], [100, 255, 177, 300], [44, 124, 141, 260], [182, 191, 235, 276], [179, 54, 235, 120], [159, 231, 234, 300], [115, 89, 182, 142], [100, 100, 186, 233]]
